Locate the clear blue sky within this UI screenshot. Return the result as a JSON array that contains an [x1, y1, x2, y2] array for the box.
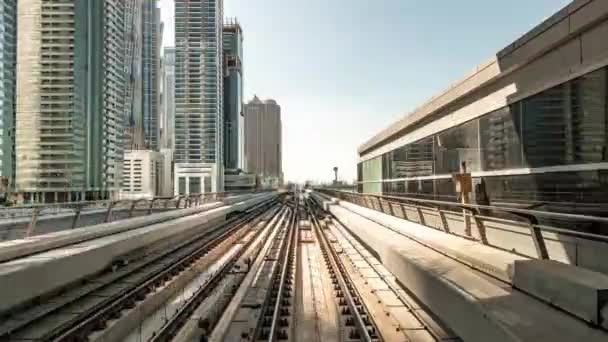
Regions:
[[159, 0, 570, 183]]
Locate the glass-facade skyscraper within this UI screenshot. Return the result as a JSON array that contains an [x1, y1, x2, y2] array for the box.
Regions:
[[143, 0, 162, 151], [125, 0, 144, 150], [223, 19, 244, 171], [0, 0, 15, 187], [16, 0, 127, 203], [174, 0, 224, 194], [162, 47, 176, 151]]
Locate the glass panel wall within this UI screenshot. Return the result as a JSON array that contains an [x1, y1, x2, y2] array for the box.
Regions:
[[358, 66, 608, 205], [480, 106, 524, 170], [361, 156, 382, 194]]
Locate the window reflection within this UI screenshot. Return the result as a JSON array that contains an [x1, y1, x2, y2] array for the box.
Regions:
[[435, 120, 480, 173], [480, 106, 523, 170]]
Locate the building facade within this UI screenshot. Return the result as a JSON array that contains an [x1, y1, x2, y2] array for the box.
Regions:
[[244, 96, 282, 188], [161, 47, 175, 151], [174, 0, 224, 195], [120, 150, 163, 200], [142, 0, 162, 151], [222, 19, 244, 171], [124, 0, 144, 150], [16, 0, 127, 203], [0, 0, 16, 189], [357, 0, 608, 215]]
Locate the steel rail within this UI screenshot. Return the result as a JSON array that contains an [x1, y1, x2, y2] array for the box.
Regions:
[[148, 205, 291, 342], [267, 200, 298, 341], [323, 207, 459, 341], [249, 207, 295, 341], [306, 198, 377, 342]]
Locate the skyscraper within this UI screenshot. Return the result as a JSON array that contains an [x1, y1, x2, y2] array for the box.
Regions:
[[244, 96, 283, 188], [0, 0, 16, 188], [161, 47, 176, 151], [142, 0, 162, 151], [174, 0, 224, 195], [223, 19, 244, 171], [125, 0, 145, 150], [16, 0, 127, 203]]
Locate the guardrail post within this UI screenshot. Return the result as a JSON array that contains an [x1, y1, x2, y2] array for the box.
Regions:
[[387, 201, 396, 216], [399, 203, 408, 220], [378, 199, 385, 213], [416, 206, 426, 226], [129, 201, 138, 218], [26, 207, 41, 237], [104, 201, 116, 223], [471, 210, 488, 244], [436, 207, 449, 232], [164, 198, 170, 209], [148, 198, 157, 215], [378, 198, 387, 214], [71, 205, 82, 229], [527, 216, 549, 260], [176, 196, 183, 208]]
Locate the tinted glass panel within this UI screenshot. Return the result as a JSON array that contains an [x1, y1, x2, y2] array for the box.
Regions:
[[384, 137, 434, 180], [362, 157, 382, 193], [570, 68, 608, 163], [520, 84, 570, 167], [435, 119, 480, 174], [480, 106, 524, 170]]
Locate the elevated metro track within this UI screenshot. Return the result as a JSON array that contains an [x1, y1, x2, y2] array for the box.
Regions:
[[1, 189, 607, 341]]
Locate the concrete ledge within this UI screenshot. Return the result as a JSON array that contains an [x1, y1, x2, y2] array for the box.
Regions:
[[513, 260, 608, 327], [0, 193, 276, 315], [316, 194, 608, 341], [0, 193, 262, 263], [336, 197, 527, 283]]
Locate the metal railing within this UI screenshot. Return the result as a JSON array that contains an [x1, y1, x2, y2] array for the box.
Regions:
[[0, 190, 269, 238], [316, 188, 608, 261]]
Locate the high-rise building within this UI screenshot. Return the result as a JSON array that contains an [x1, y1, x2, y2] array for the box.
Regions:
[[125, 0, 145, 150], [244, 96, 283, 188], [142, 0, 162, 151], [161, 47, 175, 151], [222, 19, 244, 171], [16, 0, 127, 203], [174, 0, 224, 195], [0, 0, 16, 189]]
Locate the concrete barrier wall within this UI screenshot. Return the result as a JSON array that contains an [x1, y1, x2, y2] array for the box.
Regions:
[[313, 192, 608, 276], [0, 193, 276, 314]]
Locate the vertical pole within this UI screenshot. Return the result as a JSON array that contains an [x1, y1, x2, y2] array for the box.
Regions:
[[400, 203, 408, 220], [72, 206, 82, 229], [104, 201, 115, 223], [460, 162, 472, 236], [148, 199, 156, 215], [129, 201, 137, 218], [26, 207, 41, 237]]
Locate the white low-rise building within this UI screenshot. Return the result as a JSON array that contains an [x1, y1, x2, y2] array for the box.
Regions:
[[121, 150, 164, 200]]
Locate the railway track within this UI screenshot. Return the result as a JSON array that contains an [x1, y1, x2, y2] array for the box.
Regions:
[[254, 197, 298, 341], [306, 198, 381, 342], [0, 198, 280, 342], [144, 205, 292, 342], [1, 191, 463, 342]]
